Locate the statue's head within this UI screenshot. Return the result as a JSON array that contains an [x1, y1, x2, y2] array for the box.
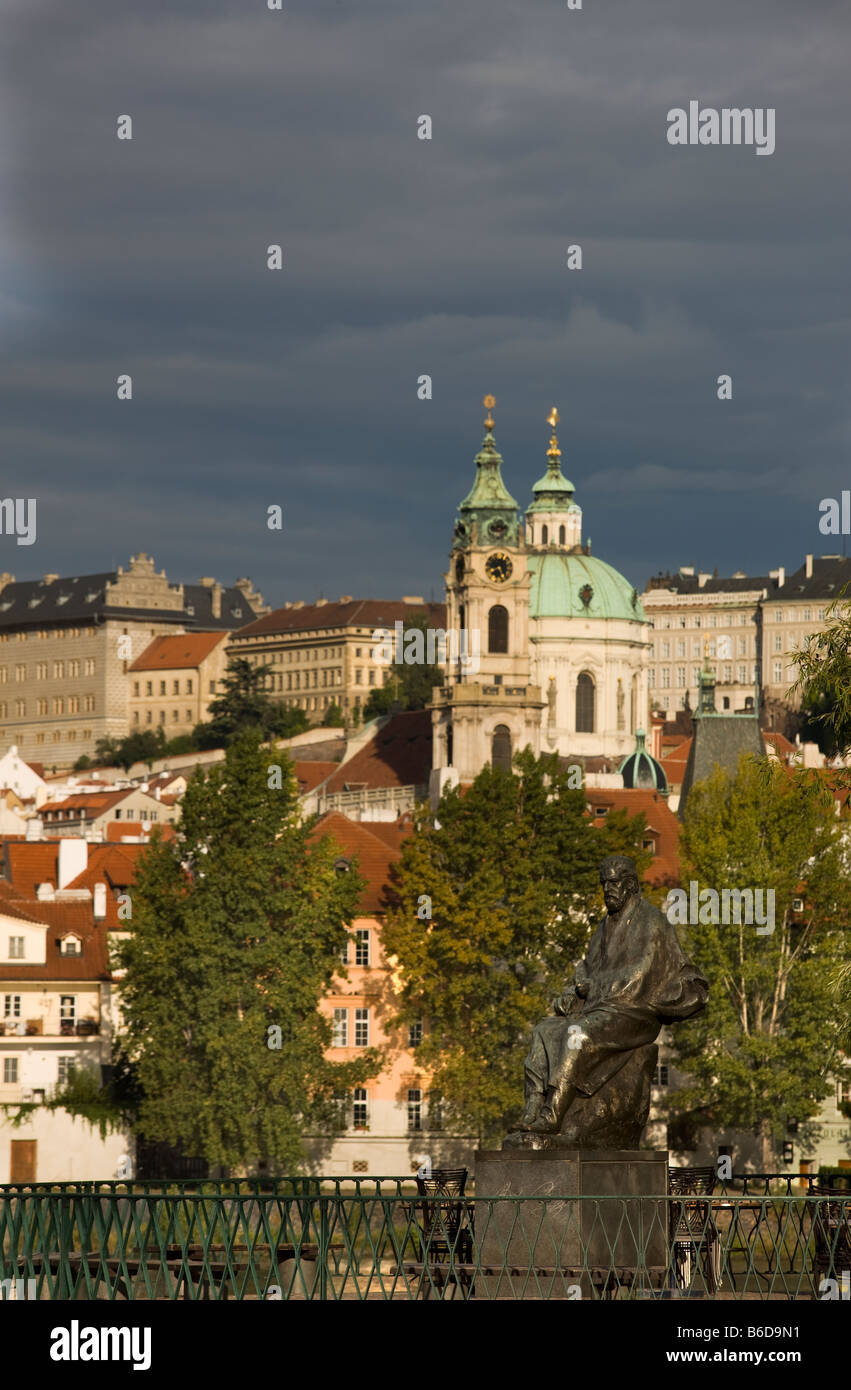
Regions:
[[600, 855, 641, 915]]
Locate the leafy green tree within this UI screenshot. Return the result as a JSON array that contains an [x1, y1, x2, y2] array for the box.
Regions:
[[363, 614, 445, 720], [671, 754, 851, 1168], [193, 658, 309, 749], [382, 748, 651, 1144], [791, 585, 851, 756], [92, 730, 165, 772], [73, 754, 93, 772], [321, 702, 345, 728], [116, 730, 381, 1170], [93, 736, 122, 767]]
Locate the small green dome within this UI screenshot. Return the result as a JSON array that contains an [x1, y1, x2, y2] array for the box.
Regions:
[[528, 552, 647, 622], [619, 730, 667, 792]]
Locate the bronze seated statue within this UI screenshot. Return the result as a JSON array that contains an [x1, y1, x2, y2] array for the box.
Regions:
[[504, 855, 708, 1151]]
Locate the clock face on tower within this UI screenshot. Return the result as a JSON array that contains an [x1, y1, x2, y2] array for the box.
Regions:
[[485, 551, 513, 584]]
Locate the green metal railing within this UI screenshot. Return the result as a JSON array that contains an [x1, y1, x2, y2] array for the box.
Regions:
[[1, 1186, 848, 1300]]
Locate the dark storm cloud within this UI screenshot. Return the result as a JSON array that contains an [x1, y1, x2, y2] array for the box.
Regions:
[[0, 0, 849, 601]]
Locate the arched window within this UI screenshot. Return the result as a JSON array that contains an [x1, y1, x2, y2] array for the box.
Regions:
[[488, 605, 509, 654], [559, 524, 566, 545], [575, 672, 595, 733], [542, 525, 549, 545], [492, 724, 512, 771]]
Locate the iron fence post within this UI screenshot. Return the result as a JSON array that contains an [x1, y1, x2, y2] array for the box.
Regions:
[[317, 1196, 330, 1301]]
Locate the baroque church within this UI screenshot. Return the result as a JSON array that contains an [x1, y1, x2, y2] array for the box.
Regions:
[[430, 398, 650, 786]]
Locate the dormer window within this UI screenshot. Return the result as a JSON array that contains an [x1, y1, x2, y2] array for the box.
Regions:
[[61, 935, 82, 956], [334, 857, 351, 875]]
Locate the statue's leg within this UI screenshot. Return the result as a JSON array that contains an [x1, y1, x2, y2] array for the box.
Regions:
[[526, 1082, 577, 1135], [509, 1031, 547, 1130]]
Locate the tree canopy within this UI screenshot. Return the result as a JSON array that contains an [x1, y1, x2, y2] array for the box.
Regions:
[[192, 658, 309, 748], [671, 753, 851, 1166], [116, 730, 380, 1170], [381, 748, 652, 1144]]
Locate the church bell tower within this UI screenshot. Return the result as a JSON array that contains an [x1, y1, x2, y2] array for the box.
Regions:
[[430, 397, 544, 789]]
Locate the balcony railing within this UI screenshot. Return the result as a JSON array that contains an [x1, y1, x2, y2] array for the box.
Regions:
[[0, 1179, 847, 1300]]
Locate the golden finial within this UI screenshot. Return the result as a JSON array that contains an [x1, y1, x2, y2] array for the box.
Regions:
[[547, 405, 561, 461], [483, 394, 496, 430]]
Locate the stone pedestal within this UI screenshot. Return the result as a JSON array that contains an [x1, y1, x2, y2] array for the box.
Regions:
[[473, 1149, 668, 1299]]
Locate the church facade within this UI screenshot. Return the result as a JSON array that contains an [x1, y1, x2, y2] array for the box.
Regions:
[[431, 400, 650, 784]]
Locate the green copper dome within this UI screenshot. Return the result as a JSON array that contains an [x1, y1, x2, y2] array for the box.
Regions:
[[619, 730, 667, 792], [457, 429, 519, 512], [528, 551, 646, 622], [454, 402, 521, 549], [527, 459, 579, 514]]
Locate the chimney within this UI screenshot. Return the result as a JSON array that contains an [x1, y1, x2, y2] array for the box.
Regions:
[[777, 567, 785, 587], [42, 574, 58, 585], [678, 566, 695, 577], [93, 883, 107, 920], [25, 818, 43, 841], [338, 595, 353, 604], [212, 583, 222, 619], [805, 554, 813, 579], [58, 838, 87, 890], [698, 573, 712, 588]]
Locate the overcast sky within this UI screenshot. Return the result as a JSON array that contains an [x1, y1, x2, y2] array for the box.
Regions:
[[1, 0, 849, 610]]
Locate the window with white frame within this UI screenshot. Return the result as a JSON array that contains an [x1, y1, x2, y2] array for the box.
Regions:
[[653, 1065, 669, 1087], [3, 994, 21, 1019], [339, 937, 349, 965], [352, 1088, 368, 1128], [773, 661, 782, 682], [354, 1008, 369, 1047], [57, 1056, 74, 1087], [355, 929, 370, 966], [409, 1021, 423, 1049], [8, 937, 24, 960], [676, 666, 686, 687], [331, 1008, 348, 1047], [407, 1089, 423, 1132], [3, 1058, 18, 1084], [60, 996, 76, 1023], [660, 668, 670, 689], [774, 610, 783, 623], [836, 1079, 851, 1106]]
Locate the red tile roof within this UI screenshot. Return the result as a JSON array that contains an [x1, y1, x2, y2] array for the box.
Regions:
[[587, 789, 681, 887], [762, 730, 797, 756], [233, 599, 446, 639], [3, 842, 61, 897], [39, 790, 134, 815], [293, 761, 338, 795], [310, 812, 407, 913], [0, 901, 111, 980], [325, 710, 433, 793], [129, 632, 226, 671]]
